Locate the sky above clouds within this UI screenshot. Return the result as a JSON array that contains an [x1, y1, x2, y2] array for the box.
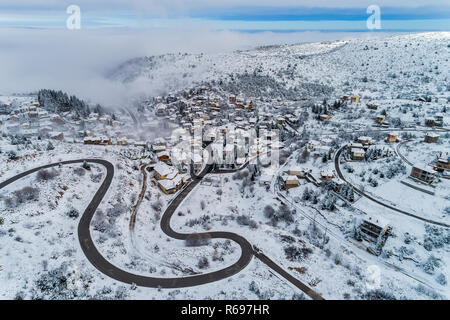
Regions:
[[0, 0, 449, 30]]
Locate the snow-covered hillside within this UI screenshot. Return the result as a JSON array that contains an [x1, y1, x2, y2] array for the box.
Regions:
[[108, 32, 450, 100]]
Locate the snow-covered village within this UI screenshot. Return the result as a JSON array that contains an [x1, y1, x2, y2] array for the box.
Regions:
[[0, 0, 450, 304]]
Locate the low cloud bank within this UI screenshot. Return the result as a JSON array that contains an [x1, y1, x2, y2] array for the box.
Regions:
[[0, 27, 392, 108]]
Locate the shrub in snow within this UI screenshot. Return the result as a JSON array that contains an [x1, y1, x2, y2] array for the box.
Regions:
[[90, 173, 103, 183], [66, 208, 80, 219], [292, 293, 307, 300], [421, 255, 441, 275], [305, 221, 329, 248], [415, 284, 443, 300], [444, 207, 450, 216], [436, 273, 447, 286], [73, 167, 85, 176], [319, 194, 337, 211], [36, 168, 58, 181], [423, 224, 450, 251], [236, 215, 258, 229], [249, 281, 259, 294], [364, 289, 396, 300], [263, 205, 275, 218], [385, 160, 406, 179], [197, 257, 209, 269], [114, 286, 129, 300], [302, 187, 311, 201], [46, 141, 55, 151], [284, 245, 313, 262], [14, 292, 25, 300], [264, 204, 295, 225], [31, 263, 92, 300], [11, 186, 39, 205], [7, 150, 17, 160], [151, 200, 162, 212], [185, 234, 211, 247]]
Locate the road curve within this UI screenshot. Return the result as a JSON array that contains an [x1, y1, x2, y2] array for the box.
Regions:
[[0, 159, 253, 288], [334, 147, 450, 228], [1, 159, 324, 299]]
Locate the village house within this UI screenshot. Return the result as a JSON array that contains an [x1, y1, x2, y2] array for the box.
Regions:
[[410, 165, 436, 184], [350, 145, 365, 161], [386, 132, 398, 143], [434, 113, 444, 127], [155, 104, 167, 116], [153, 162, 176, 180], [50, 114, 64, 125], [367, 104, 378, 110], [356, 216, 391, 256], [351, 96, 361, 103], [425, 117, 435, 127], [376, 115, 386, 124], [286, 167, 304, 177], [357, 136, 372, 147], [84, 136, 112, 145], [117, 138, 128, 145], [28, 111, 39, 120], [156, 150, 170, 162], [424, 133, 439, 143], [320, 169, 334, 181], [307, 140, 322, 150], [435, 154, 449, 172], [158, 174, 183, 194], [283, 175, 300, 190]]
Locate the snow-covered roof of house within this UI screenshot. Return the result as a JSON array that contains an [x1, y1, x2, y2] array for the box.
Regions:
[[154, 162, 173, 177], [351, 148, 365, 154], [412, 164, 435, 174], [283, 175, 299, 182], [320, 169, 334, 177], [158, 175, 182, 191], [156, 150, 169, 158], [425, 133, 440, 138], [153, 145, 166, 152], [349, 143, 363, 150], [154, 137, 167, 145]]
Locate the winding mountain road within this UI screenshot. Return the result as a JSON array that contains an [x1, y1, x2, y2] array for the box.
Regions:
[[0, 158, 324, 299]]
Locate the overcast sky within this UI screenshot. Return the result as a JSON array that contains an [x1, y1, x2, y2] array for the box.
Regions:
[[0, 0, 449, 30]]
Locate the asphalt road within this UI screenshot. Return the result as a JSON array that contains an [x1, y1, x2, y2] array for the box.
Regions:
[[334, 147, 450, 228], [1, 158, 324, 299]]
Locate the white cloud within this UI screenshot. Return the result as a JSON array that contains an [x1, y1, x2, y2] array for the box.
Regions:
[[0, 27, 392, 108]]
